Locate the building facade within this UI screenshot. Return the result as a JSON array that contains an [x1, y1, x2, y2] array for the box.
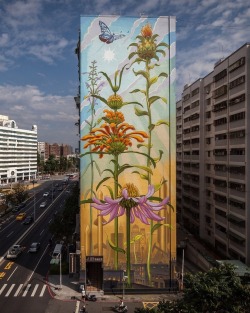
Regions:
[[0, 115, 37, 184], [77, 15, 176, 289], [176, 43, 250, 265]]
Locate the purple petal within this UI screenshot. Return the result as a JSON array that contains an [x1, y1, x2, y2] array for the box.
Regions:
[[145, 185, 155, 198]]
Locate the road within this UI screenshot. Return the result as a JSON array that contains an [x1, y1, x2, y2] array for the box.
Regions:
[[0, 177, 76, 313]]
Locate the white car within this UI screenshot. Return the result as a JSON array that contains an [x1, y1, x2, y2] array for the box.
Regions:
[[43, 192, 49, 197], [40, 201, 47, 208], [28, 242, 40, 253]]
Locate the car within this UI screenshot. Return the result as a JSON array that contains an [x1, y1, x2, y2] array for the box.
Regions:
[[28, 242, 40, 253], [12, 202, 25, 213], [40, 201, 47, 208], [22, 216, 33, 225], [43, 191, 49, 197], [16, 212, 27, 221], [57, 187, 63, 191]]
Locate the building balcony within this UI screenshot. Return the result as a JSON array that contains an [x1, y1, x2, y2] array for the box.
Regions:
[[229, 222, 245, 236], [215, 214, 227, 225], [214, 229, 227, 241], [228, 188, 246, 198], [214, 139, 227, 147]]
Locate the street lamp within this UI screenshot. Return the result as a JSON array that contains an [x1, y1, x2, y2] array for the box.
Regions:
[[59, 252, 62, 289], [122, 271, 128, 300], [32, 180, 36, 221]]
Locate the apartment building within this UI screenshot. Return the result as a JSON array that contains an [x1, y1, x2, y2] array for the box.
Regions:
[[177, 43, 250, 265], [0, 115, 37, 184]]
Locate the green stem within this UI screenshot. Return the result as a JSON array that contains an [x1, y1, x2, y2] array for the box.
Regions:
[[126, 208, 131, 287], [145, 59, 153, 284], [114, 155, 119, 269]]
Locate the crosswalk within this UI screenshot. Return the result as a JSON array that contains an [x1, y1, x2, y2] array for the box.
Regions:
[[0, 283, 47, 298]]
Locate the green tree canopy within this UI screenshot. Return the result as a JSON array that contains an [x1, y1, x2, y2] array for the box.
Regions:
[[135, 263, 250, 313]]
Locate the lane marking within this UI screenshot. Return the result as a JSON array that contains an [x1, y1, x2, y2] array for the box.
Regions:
[[22, 283, 31, 297], [14, 284, 23, 297], [7, 231, 14, 238], [7, 266, 18, 281], [0, 284, 7, 295], [31, 284, 39, 297], [5, 284, 15, 297], [39, 285, 46, 297], [40, 229, 44, 236]]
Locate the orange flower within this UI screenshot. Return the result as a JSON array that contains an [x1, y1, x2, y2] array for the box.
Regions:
[[81, 122, 148, 158], [141, 23, 153, 38], [103, 109, 124, 125]]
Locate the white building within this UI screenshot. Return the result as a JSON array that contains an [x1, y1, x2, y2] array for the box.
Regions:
[[0, 115, 37, 184]]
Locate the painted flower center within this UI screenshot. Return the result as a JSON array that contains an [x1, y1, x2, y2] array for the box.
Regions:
[[120, 183, 139, 209]]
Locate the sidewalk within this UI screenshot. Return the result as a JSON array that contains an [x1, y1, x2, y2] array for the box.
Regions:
[[47, 275, 182, 303]]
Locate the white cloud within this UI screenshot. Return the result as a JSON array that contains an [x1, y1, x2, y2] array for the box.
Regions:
[[0, 84, 78, 146]]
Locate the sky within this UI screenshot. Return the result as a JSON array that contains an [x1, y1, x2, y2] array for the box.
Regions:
[[0, 0, 249, 150]]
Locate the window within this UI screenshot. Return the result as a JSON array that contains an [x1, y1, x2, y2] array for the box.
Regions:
[[213, 85, 227, 98], [206, 124, 211, 131], [229, 75, 245, 89], [229, 111, 245, 122], [190, 113, 199, 120], [230, 148, 245, 155], [229, 198, 245, 210], [214, 149, 227, 156], [214, 69, 227, 82], [183, 94, 190, 101], [229, 182, 245, 192], [214, 117, 227, 126], [215, 133, 227, 140], [229, 57, 245, 73], [183, 106, 190, 113], [213, 101, 227, 112], [206, 111, 211, 119], [229, 93, 245, 106], [191, 88, 199, 97], [228, 166, 245, 175], [213, 179, 227, 187], [191, 100, 199, 108], [214, 164, 227, 172], [229, 129, 245, 139]]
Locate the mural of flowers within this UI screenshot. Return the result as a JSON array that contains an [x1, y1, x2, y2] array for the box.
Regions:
[[80, 16, 176, 288]]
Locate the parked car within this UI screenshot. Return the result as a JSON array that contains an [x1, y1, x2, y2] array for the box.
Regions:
[[43, 192, 49, 197], [28, 242, 40, 253], [40, 201, 47, 208], [22, 216, 33, 225], [16, 212, 27, 221]]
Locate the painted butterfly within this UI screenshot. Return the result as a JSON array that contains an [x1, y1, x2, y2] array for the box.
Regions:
[[99, 21, 125, 44]]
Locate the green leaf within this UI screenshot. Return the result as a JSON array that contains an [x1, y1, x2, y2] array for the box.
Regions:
[[133, 69, 149, 80], [103, 168, 114, 176], [123, 151, 156, 168], [159, 72, 168, 79], [148, 123, 155, 131], [91, 94, 107, 105], [152, 150, 164, 162], [94, 161, 101, 176], [152, 34, 159, 40], [156, 49, 166, 57], [157, 42, 169, 48], [104, 185, 114, 199], [132, 165, 153, 174], [118, 64, 128, 89], [118, 164, 133, 175], [82, 162, 91, 176], [148, 76, 158, 87], [128, 43, 138, 47], [123, 101, 143, 107], [130, 89, 146, 95], [100, 71, 114, 90], [135, 35, 144, 41], [152, 55, 159, 62], [149, 96, 161, 106], [137, 143, 151, 149], [107, 238, 126, 254], [80, 199, 93, 204], [134, 106, 149, 117], [132, 171, 149, 180], [151, 223, 163, 234], [131, 234, 143, 243], [155, 120, 170, 127], [128, 51, 138, 60], [96, 176, 111, 191]]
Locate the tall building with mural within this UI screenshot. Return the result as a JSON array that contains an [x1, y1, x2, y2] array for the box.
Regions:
[[77, 15, 176, 290]]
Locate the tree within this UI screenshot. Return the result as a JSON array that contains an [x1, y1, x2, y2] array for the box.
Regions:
[[134, 264, 250, 313]]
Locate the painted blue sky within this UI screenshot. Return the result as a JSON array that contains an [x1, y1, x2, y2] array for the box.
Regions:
[[0, 0, 249, 149]]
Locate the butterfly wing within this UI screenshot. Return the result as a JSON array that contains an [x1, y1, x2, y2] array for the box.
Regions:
[[99, 21, 113, 43], [99, 20, 125, 44]]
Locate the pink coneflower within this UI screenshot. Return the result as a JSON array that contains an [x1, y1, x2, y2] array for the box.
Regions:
[[92, 184, 169, 225]]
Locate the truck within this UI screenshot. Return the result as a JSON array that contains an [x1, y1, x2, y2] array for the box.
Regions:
[[6, 245, 22, 259]]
